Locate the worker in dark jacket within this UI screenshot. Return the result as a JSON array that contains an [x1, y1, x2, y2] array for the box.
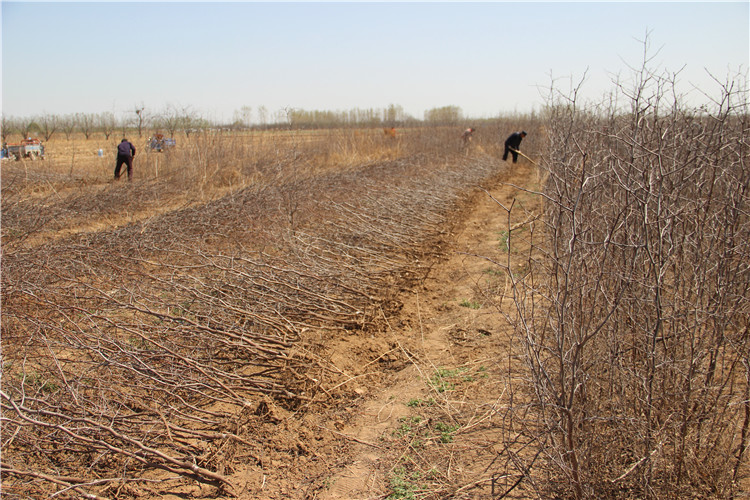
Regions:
[[503, 131, 527, 163], [114, 138, 136, 181]]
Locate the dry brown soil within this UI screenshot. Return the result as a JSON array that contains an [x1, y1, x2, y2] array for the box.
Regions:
[[318, 160, 538, 500], [187, 159, 540, 500]]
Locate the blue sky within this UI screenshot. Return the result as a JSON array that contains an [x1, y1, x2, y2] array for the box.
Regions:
[[2, 1, 748, 123]]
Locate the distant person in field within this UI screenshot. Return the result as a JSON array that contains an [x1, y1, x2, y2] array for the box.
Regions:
[[503, 130, 527, 163], [114, 138, 136, 181], [461, 127, 476, 145]]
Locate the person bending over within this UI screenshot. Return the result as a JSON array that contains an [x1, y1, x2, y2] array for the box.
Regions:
[[115, 138, 136, 181], [503, 131, 527, 163]]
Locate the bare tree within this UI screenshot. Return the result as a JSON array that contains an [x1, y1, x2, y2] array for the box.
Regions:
[[384, 103, 405, 126], [283, 106, 296, 129], [17, 117, 37, 139], [424, 105, 463, 126], [134, 105, 147, 138], [233, 105, 252, 129], [37, 113, 58, 141], [504, 44, 749, 499], [177, 106, 201, 137], [154, 104, 180, 138], [59, 114, 77, 140], [76, 113, 96, 139], [97, 111, 116, 139], [257, 105, 268, 128], [1, 115, 16, 143], [118, 112, 133, 138]]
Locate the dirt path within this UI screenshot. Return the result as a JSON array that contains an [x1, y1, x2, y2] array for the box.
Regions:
[[317, 159, 540, 499]]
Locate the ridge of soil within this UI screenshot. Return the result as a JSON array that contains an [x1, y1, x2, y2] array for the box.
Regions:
[[317, 160, 538, 500], [206, 159, 538, 500]]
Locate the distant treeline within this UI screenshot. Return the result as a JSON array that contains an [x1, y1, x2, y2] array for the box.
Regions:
[[1, 103, 530, 142]]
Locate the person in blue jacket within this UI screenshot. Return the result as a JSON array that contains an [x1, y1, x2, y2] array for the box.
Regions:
[[114, 138, 136, 180], [503, 131, 527, 163]]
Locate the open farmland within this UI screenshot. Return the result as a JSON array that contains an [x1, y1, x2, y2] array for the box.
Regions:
[[2, 71, 750, 500], [1, 124, 545, 498]]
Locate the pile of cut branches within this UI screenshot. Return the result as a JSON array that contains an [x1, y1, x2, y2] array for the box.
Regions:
[[1, 148, 504, 497]]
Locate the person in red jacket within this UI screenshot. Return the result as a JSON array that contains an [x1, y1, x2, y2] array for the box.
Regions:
[[462, 127, 476, 145], [114, 138, 136, 181]]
